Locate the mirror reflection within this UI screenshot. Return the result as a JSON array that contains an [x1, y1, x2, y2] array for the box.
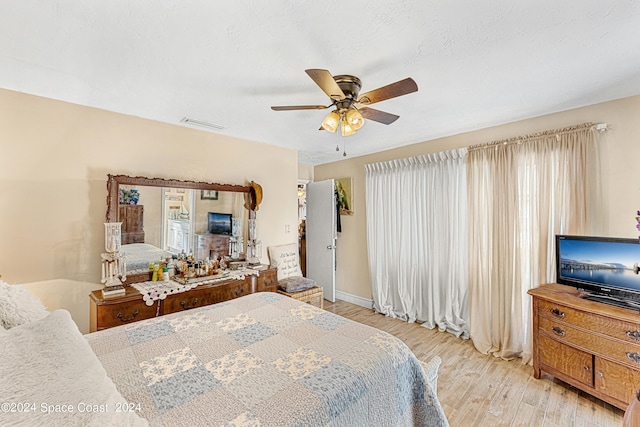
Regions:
[[116, 184, 247, 275]]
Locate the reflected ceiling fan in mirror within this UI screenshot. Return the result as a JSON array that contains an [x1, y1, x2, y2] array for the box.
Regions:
[[271, 69, 418, 138]]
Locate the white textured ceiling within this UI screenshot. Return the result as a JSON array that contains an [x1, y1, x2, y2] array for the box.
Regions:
[[1, 1, 640, 165]]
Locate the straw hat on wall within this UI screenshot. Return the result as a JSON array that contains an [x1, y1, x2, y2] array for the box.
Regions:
[[247, 181, 263, 211]]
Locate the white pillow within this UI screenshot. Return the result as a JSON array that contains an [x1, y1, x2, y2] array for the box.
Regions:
[[0, 280, 49, 329], [268, 243, 303, 281], [0, 309, 148, 426]]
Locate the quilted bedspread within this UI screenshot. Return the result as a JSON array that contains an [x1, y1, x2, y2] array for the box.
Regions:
[[87, 292, 449, 427]]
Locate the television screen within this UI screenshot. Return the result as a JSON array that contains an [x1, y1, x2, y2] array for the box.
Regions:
[[208, 212, 232, 235], [556, 235, 640, 307]]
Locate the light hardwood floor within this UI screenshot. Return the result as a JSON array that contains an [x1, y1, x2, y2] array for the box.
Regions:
[[323, 299, 625, 427]]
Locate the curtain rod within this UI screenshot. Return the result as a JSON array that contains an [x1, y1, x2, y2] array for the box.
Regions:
[[467, 122, 607, 152]]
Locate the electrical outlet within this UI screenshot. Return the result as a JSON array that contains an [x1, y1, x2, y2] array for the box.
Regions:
[[285, 224, 291, 233]]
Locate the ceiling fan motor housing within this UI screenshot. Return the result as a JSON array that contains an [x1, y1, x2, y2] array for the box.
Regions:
[[333, 75, 362, 110]]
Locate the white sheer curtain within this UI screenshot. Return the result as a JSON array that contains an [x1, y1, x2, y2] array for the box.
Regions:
[[467, 124, 598, 362], [365, 148, 469, 338]]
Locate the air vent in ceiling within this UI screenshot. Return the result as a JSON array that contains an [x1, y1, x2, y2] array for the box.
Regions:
[[180, 117, 225, 130]]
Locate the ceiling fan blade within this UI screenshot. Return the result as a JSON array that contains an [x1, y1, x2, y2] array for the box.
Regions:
[[357, 77, 418, 105], [359, 107, 400, 125], [271, 105, 330, 111], [305, 69, 346, 101]]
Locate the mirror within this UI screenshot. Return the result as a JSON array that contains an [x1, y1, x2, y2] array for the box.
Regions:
[[106, 175, 251, 283]]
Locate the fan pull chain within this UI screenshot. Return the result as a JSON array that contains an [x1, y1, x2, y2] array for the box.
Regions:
[[335, 117, 346, 156], [332, 116, 347, 157]]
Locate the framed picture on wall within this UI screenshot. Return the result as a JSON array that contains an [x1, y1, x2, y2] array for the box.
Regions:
[[336, 177, 353, 215], [201, 190, 219, 200]]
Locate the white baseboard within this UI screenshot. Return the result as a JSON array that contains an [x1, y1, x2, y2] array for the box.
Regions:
[[335, 290, 373, 309]]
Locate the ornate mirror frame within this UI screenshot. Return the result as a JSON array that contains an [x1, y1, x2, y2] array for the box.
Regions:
[[106, 174, 250, 222], [105, 174, 251, 284]]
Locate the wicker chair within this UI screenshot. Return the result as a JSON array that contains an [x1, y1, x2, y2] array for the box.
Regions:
[[420, 356, 442, 393]]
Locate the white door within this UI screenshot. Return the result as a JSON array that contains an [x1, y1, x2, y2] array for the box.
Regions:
[[306, 179, 336, 302]]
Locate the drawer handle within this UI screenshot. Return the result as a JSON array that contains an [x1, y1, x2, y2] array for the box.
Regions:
[[627, 352, 640, 364], [116, 310, 140, 323], [233, 288, 245, 297], [550, 308, 565, 319], [551, 326, 565, 337], [180, 298, 199, 310], [627, 331, 640, 341]]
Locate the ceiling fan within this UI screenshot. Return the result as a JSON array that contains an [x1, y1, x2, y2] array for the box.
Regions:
[[271, 69, 418, 136]]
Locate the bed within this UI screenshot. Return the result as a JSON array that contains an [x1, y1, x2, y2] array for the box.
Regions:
[[122, 243, 173, 273], [1, 283, 449, 426]]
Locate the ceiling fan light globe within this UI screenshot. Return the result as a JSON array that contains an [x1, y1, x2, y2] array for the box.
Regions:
[[341, 121, 356, 136], [346, 109, 364, 130], [321, 111, 340, 132]]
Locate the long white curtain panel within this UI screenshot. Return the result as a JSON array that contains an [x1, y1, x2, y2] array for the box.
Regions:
[[365, 148, 470, 338]]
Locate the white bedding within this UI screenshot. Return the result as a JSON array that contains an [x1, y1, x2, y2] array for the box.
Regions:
[[0, 310, 148, 426], [122, 243, 172, 273]]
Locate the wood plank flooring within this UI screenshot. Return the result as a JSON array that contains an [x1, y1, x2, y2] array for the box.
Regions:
[[323, 299, 624, 427]]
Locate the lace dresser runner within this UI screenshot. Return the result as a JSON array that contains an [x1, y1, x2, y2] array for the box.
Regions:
[[132, 269, 260, 306]]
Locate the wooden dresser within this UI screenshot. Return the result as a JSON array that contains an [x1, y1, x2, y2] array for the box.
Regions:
[[119, 204, 144, 244], [90, 267, 277, 332], [529, 283, 640, 409], [195, 233, 230, 260]]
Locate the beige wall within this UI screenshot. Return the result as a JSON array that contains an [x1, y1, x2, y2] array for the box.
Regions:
[[315, 95, 640, 300], [0, 89, 299, 284], [22, 279, 103, 334], [298, 163, 314, 182]]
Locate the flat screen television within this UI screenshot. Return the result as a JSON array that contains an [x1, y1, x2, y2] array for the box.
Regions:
[[556, 234, 640, 309], [207, 212, 232, 236]]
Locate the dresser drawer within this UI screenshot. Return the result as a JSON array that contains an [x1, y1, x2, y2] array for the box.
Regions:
[[255, 269, 277, 292], [196, 234, 230, 258], [538, 333, 593, 387], [539, 316, 640, 367], [539, 315, 591, 348], [163, 281, 250, 314], [538, 299, 640, 344], [94, 299, 157, 330]]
